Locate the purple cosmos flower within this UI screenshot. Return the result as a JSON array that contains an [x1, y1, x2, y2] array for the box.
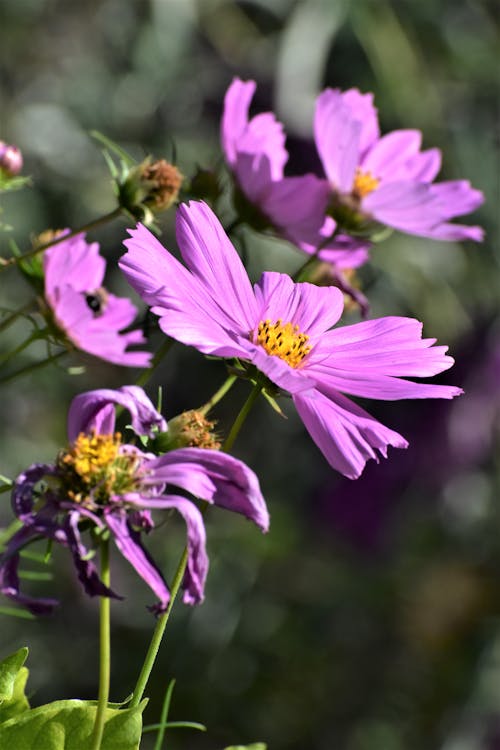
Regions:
[[221, 78, 370, 270], [43, 231, 151, 367], [119, 200, 462, 480], [0, 386, 269, 615], [314, 87, 484, 241]]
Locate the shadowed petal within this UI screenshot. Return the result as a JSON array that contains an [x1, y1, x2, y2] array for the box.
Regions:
[[144, 447, 269, 532], [0, 526, 59, 615], [65, 511, 121, 600], [294, 388, 408, 479], [124, 494, 209, 605], [68, 385, 166, 441], [105, 509, 171, 611]]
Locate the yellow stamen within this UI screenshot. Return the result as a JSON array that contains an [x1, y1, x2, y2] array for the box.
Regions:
[[352, 167, 380, 198], [255, 319, 311, 368], [58, 431, 140, 507]]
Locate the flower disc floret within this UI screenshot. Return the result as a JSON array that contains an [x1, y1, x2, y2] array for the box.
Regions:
[[255, 319, 311, 368], [57, 431, 142, 508], [352, 168, 380, 199]]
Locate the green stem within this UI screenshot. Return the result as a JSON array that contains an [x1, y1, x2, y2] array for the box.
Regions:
[[153, 679, 176, 750], [0, 207, 123, 271], [222, 381, 262, 453], [198, 374, 237, 416], [0, 303, 35, 333], [134, 337, 174, 389], [90, 539, 111, 750], [130, 547, 189, 709], [129, 381, 262, 710], [0, 328, 46, 367], [0, 349, 66, 385], [292, 227, 340, 282]]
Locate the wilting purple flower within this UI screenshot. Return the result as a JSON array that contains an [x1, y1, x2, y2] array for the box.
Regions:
[[43, 231, 151, 367], [119, 200, 462, 479], [314, 88, 484, 241], [0, 386, 269, 615], [0, 141, 23, 176], [221, 78, 370, 269]]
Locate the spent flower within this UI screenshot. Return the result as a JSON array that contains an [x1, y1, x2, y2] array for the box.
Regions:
[[120, 200, 462, 480], [0, 386, 268, 614]]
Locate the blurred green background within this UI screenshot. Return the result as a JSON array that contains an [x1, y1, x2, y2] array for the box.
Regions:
[[0, 1, 498, 748]]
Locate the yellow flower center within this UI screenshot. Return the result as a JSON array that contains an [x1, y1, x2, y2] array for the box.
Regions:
[[255, 319, 311, 368], [57, 431, 141, 507], [352, 167, 380, 198]]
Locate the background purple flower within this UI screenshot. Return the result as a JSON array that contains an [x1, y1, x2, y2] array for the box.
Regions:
[[222, 78, 370, 269], [43, 231, 151, 367], [314, 87, 484, 241], [0, 386, 269, 614], [120, 200, 462, 479]]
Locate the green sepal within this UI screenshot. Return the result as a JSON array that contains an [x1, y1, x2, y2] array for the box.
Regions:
[[0, 647, 30, 722], [0, 173, 31, 193], [261, 388, 287, 419], [0, 698, 147, 749]]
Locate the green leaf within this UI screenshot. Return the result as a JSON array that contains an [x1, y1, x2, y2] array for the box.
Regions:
[[223, 745, 267, 750], [0, 648, 29, 705], [0, 698, 146, 749]]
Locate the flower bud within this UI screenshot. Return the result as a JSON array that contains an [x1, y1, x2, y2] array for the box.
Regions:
[[140, 159, 183, 211], [152, 410, 221, 453], [118, 157, 183, 223], [0, 141, 23, 176]]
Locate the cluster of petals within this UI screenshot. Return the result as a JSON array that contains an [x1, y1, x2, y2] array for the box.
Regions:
[[314, 87, 484, 242], [0, 386, 269, 614], [119, 200, 462, 480], [43, 231, 151, 367], [221, 78, 370, 269]]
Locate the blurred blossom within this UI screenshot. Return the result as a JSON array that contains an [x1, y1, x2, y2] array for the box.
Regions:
[[42, 230, 152, 367], [314, 87, 484, 242], [221, 78, 370, 270], [0, 140, 23, 176], [0, 386, 269, 614], [120, 200, 462, 479]]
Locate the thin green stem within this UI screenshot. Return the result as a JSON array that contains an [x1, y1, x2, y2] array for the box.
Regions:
[[130, 547, 188, 709], [292, 228, 340, 282], [198, 374, 237, 416], [0, 349, 66, 385], [134, 337, 175, 389], [0, 207, 123, 271], [153, 679, 176, 750], [0, 303, 35, 333], [0, 328, 47, 367], [130, 380, 262, 711], [222, 381, 262, 453], [90, 539, 111, 750]]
